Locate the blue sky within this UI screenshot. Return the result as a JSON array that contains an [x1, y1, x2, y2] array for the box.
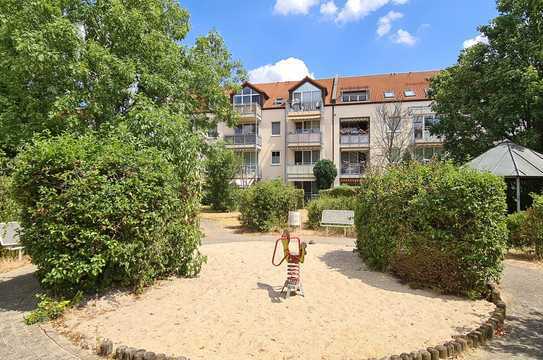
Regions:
[[182, 0, 497, 83]]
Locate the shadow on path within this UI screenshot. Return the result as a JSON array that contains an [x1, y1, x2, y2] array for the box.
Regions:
[[0, 268, 39, 313]]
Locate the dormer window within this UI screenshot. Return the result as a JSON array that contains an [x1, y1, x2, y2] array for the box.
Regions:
[[384, 91, 395, 99], [404, 89, 416, 97], [233, 86, 261, 105], [341, 90, 368, 102], [273, 97, 285, 105], [291, 82, 322, 111]]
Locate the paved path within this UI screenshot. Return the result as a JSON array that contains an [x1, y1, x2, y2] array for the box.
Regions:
[[0, 266, 99, 360], [470, 260, 543, 360], [1, 219, 541, 360]]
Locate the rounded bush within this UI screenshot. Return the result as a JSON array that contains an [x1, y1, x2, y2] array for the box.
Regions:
[[239, 180, 303, 232], [355, 161, 508, 297], [313, 159, 337, 190], [13, 134, 204, 296]]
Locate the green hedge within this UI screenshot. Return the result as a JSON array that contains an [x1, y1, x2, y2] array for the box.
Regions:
[[319, 185, 361, 198], [239, 180, 303, 232], [506, 211, 529, 248], [355, 161, 507, 297], [307, 195, 357, 229], [521, 194, 543, 259], [13, 134, 204, 296]]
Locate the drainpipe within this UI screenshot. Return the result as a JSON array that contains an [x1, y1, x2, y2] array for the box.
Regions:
[[284, 106, 288, 184]]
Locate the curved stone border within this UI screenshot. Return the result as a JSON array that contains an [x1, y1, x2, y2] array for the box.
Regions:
[[93, 283, 506, 360]]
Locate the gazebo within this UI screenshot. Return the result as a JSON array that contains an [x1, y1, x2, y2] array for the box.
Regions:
[[465, 141, 543, 212]]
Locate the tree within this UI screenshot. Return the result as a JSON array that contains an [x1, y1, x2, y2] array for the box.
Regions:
[[430, 0, 543, 162], [374, 101, 413, 166], [313, 159, 337, 190], [0, 0, 245, 156], [204, 142, 240, 211]]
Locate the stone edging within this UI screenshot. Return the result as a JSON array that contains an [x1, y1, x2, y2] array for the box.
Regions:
[[94, 284, 506, 360]]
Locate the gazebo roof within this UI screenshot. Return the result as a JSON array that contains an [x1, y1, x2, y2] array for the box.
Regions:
[[466, 141, 543, 178]]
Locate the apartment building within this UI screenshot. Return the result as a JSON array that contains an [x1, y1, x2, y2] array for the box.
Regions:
[[215, 71, 443, 199]]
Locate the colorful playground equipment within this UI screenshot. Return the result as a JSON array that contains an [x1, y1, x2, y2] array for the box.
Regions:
[[272, 230, 307, 298]]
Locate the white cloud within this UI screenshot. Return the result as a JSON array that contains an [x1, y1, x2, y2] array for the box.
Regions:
[[392, 29, 417, 46], [248, 58, 314, 83], [273, 0, 320, 15], [320, 1, 338, 16], [335, 0, 408, 24], [377, 10, 403, 37], [463, 34, 489, 49]]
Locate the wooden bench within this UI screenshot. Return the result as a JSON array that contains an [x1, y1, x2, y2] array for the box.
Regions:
[[320, 210, 355, 236], [0, 222, 24, 260]]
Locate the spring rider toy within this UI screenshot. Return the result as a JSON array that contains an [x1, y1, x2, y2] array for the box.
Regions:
[[272, 230, 307, 298]]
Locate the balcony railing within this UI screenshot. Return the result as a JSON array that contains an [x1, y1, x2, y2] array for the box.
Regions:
[[415, 130, 442, 143], [287, 131, 321, 145], [233, 103, 261, 118], [341, 163, 365, 176], [223, 134, 262, 147], [340, 133, 369, 145], [287, 162, 316, 177], [287, 100, 323, 113], [237, 164, 258, 178]]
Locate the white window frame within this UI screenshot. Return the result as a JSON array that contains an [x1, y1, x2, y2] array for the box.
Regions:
[[271, 151, 281, 166], [271, 122, 281, 136]]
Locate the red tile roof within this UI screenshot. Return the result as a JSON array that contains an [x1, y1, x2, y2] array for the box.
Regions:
[[244, 71, 438, 109]]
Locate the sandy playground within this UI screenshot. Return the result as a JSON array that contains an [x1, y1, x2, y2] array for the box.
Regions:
[[60, 241, 494, 360]]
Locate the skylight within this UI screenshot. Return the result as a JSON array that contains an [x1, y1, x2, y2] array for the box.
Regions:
[[384, 91, 395, 99], [404, 89, 416, 97]]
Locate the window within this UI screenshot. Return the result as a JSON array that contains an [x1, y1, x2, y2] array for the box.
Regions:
[[294, 120, 320, 133], [414, 114, 440, 140], [271, 122, 281, 136], [384, 91, 395, 99], [271, 151, 281, 165], [294, 150, 320, 165], [234, 123, 256, 135], [387, 116, 402, 133], [341, 90, 368, 102], [404, 89, 416, 97], [273, 97, 285, 105], [414, 147, 443, 162], [233, 87, 261, 105], [292, 82, 322, 110]]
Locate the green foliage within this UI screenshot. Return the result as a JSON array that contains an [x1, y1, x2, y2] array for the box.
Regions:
[[313, 159, 337, 190], [319, 185, 361, 198], [13, 133, 204, 296], [0, 0, 244, 155], [204, 142, 241, 211], [521, 194, 543, 259], [355, 161, 508, 297], [506, 211, 529, 248], [239, 180, 303, 232], [0, 176, 19, 222], [24, 292, 82, 325], [430, 0, 543, 161], [307, 195, 357, 229]]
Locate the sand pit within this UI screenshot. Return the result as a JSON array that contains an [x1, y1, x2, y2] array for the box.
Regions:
[[61, 242, 494, 360]]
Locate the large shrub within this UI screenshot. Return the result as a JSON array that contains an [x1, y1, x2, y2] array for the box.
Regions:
[[239, 180, 303, 232], [13, 134, 204, 296], [307, 196, 357, 229], [355, 162, 508, 297], [319, 185, 361, 198], [204, 142, 241, 211], [313, 159, 337, 190], [506, 211, 529, 248]]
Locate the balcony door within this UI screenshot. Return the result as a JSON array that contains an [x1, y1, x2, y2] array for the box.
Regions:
[[234, 123, 256, 135], [295, 120, 320, 134], [341, 151, 366, 175]]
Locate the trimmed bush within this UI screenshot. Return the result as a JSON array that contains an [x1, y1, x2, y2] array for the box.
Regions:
[[319, 185, 361, 198], [355, 161, 508, 297], [307, 195, 357, 229], [13, 134, 204, 296], [239, 180, 303, 232], [506, 211, 528, 248], [521, 194, 543, 259], [313, 159, 337, 190]]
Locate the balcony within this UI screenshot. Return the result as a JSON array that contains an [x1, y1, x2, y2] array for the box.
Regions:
[[340, 163, 365, 177], [287, 162, 316, 180], [233, 103, 261, 122], [287, 131, 321, 147], [340, 133, 369, 147], [287, 100, 323, 119], [414, 130, 442, 143], [223, 134, 262, 149]]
